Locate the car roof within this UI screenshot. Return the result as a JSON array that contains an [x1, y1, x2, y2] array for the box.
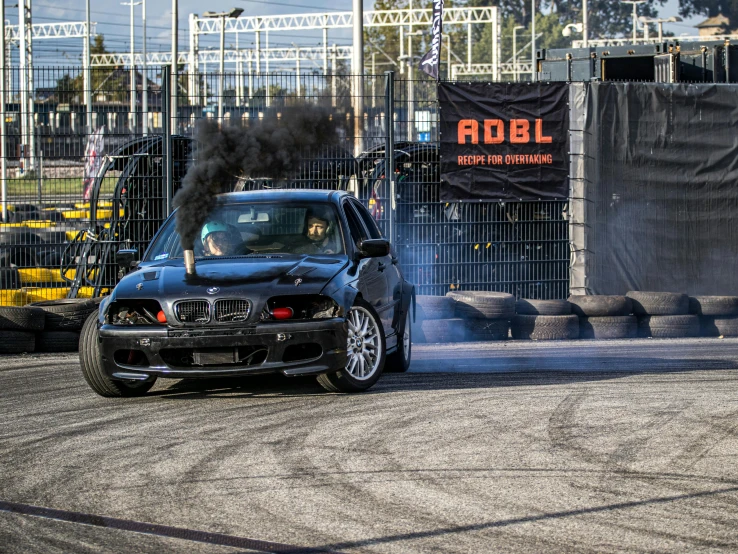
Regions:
[[215, 189, 349, 204]]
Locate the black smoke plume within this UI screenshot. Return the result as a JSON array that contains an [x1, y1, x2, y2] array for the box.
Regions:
[[174, 104, 340, 251]]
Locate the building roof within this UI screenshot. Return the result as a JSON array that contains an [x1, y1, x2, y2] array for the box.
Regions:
[[696, 14, 731, 28]]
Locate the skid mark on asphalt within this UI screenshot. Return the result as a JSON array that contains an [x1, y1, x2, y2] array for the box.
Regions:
[[0, 500, 339, 553], [318, 486, 738, 550]]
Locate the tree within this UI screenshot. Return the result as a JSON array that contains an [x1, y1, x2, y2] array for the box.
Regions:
[[678, 0, 737, 24]]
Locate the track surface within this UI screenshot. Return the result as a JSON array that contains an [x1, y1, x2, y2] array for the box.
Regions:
[[2, 338, 738, 552]]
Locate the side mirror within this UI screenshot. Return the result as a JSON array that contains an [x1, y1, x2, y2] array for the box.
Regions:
[[116, 248, 139, 274], [356, 238, 390, 259]]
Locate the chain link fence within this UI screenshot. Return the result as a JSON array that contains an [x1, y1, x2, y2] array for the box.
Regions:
[[0, 66, 569, 305]]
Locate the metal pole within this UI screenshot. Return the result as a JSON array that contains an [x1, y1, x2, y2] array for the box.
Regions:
[[632, 3, 637, 41], [467, 22, 472, 70], [331, 44, 337, 108], [371, 52, 376, 108], [352, 0, 365, 156], [399, 26, 404, 75], [384, 71, 395, 244], [265, 29, 271, 108], [531, 0, 536, 79], [163, 65, 173, 216], [658, 21, 663, 42], [296, 56, 301, 97], [171, 0, 178, 133], [235, 32, 242, 107], [513, 27, 518, 82], [582, 0, 588, 47], [188, 13, 199, 106], [19, 0, 33, 172], [446, 33, 451, 78], [218, 14, 224, 121], [84, 0, 92, 134], [248, 52, 253, 98], [129, 0, 136, 133], [255, 29, 260, 93], [1, 0, 7, 221], [322, 24, 328, 77], [407, 32, 413, 142], [142, 0, 148, 135]]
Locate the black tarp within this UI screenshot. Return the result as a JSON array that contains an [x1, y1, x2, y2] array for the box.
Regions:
[[584, 83, 738, 295], [439, 82, 569, 201]]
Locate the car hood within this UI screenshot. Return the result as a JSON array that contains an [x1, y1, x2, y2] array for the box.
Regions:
[[111, 255, 349, 301]]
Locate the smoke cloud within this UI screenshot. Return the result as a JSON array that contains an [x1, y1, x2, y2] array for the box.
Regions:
[[174, 104, 340, 250]]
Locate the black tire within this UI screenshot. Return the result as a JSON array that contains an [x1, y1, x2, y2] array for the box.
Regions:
[[516, 298, 571, 315], [317, 298, 385, 393], [0, 306, 46, 331], [462, 318, 509, 341], [385, 308, 411, 373], [79, 310, 156, 397], [447, 291, 516, 319], [511, 314, 579, 340], [637, 315, 700, 338], [0, 330, 35, 353], [420, 318, 465, 343], [416, 295, 454, 320], [626, 291, 689, 316], [568, 295, 633, 317], [36, 331, 81, 352], [579, 316, 637, 339], [0, 266, 20, 289], [689, 296, 738, 316], [29, 298, 98, 331], [700, 316, 738, 337]]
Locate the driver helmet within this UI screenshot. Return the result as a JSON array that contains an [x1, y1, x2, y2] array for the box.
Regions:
[[201, 221, 229, 244]]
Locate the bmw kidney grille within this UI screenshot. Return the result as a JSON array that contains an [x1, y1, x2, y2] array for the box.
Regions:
[[175, 300, 211, 323], [214, 299, 251, 322]]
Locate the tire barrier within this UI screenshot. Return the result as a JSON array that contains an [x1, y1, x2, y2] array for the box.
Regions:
[[511, 314, 580, 340], [579, 316, 638, 339], [626, 291, 690, 316], [637, 315, 700, 338]]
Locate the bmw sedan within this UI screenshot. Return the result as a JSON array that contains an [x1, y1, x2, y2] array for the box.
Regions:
[[79, 190, 414, 396]]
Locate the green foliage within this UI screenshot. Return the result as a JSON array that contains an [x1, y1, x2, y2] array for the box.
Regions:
[[679, 0, 737, 24]]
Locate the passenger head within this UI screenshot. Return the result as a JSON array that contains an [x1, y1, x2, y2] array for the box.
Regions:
[[201, 221, 237, 256], [304, 207, 332, 244]]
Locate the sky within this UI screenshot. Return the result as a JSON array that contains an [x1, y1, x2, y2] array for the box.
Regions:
[[1, 0, 709, 67]]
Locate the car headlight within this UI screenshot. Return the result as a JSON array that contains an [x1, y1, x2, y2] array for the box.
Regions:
[[261, 295, 343, 321], [106, 300, 167, 325]]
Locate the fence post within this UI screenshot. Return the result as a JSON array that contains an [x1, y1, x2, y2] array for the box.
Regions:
[[163, 64, 173, 217], [384, 70, 395, 244]]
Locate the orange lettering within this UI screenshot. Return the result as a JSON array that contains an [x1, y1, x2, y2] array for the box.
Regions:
[[510, 120, 530, 143], [483, 119, 504, 144], [458, 120, 478, 144], [535, 119, 552, 144]]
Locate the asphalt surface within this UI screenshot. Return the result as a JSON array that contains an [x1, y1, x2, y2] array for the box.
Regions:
[[2, 338, 738, 553]]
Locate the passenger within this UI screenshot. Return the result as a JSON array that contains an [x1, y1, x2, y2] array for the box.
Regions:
[[294, 207, 336, 255], [201, 221, 239, 256]]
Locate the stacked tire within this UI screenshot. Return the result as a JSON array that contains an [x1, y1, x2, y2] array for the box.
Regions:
[[447, 291, 514, 341], [512, 299, 578, 340], [569, 295, 637, 339], [413, 295, 463, 343], [689, 296, 738, 337], [30, 299, 99, 352], [626, 291, 699, 338], [0, 306, 44, 353]]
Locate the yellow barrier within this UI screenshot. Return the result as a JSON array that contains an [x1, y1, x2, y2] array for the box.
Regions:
[[0, 289, 28, 306], [0, 286, 109, 306], [17, 268, 80, 284], [22, 220, 55, 229]]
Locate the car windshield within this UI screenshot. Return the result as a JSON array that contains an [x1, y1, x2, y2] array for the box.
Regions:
[[144, 202, 345, 261]]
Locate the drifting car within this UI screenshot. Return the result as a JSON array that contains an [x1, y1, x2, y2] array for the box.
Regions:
[[79, 190, 414, 396]]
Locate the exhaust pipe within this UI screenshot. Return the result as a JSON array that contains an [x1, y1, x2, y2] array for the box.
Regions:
[[184, 249, 196, 274]]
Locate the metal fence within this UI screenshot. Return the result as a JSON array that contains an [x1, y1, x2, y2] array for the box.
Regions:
[[0, 65, 569, 305]]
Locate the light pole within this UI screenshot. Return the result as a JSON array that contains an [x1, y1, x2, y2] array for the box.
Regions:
[[203, 8, 244, 122], [621, 0, 646, 42], [142, 0, 148, 135], [513, 25, 525, 82], [122, 1, 142, 134], [639, 16, 682, 42], [531, 0, 536, 79], [582, 0, 588, 47]]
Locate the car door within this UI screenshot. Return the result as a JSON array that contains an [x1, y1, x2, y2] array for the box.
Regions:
[[342, 200, 396, 346]]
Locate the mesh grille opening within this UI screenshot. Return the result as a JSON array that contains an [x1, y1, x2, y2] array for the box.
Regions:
[[175, 300, 210, 323], [215, 299, 251, 322]]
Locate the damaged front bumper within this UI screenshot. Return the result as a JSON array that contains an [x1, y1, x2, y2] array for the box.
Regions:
[[98, 318, 348, 380]]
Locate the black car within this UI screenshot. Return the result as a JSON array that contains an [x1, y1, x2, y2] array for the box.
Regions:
[[79, 190, 414, 396]]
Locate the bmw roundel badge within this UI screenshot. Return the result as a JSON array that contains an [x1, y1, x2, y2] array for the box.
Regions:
[[207, 287, 220, 295]]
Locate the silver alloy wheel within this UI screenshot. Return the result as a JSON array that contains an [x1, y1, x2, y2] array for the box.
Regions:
[[402, 310, 411, 361], [345, 306, 382, 381]]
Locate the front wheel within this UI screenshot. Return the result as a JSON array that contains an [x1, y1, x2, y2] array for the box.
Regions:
[[317, 299, 386, 393], [79, 310, 156, 397]]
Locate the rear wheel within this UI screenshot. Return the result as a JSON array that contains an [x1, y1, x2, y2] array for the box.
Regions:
[[385, 308, 411, 373], [79, 310, 156, 397], [317, 299, 386, 392]]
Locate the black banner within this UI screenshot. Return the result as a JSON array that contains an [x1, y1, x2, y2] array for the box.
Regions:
[[439, 82, 570, 201], [419, 0, 443, 80]]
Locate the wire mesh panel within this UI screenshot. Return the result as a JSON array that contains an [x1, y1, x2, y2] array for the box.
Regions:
[[387, 78, 570, 299]]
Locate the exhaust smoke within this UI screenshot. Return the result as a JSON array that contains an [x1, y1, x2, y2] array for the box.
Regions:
[[174, 103, 341, 254]]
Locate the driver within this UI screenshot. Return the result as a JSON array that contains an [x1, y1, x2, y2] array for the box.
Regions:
[[294, 207, 336, 254], [201, 221, 239, 256]]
